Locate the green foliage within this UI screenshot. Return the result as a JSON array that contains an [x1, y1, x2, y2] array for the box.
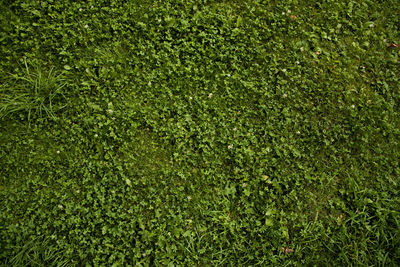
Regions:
[[0, 59, 67, 121], [1, 0, 399, 265], [7, 236, 70, 267]]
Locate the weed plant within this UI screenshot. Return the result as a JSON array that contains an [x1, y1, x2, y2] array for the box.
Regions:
[[0, 59, 67, 122]]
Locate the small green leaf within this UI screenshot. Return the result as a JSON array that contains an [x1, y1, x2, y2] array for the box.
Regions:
[[236, 16, 242, 27], [244, 189, 250, 196], [32, 10, 41, 17], [265, 218, 274, 226], [266, 209, 275, 216]]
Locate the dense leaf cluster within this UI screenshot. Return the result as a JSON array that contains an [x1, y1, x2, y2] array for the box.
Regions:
[[1, 0, 399, 265]]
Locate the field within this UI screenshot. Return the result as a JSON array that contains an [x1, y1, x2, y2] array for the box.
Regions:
[[1, 0, 399, 265]]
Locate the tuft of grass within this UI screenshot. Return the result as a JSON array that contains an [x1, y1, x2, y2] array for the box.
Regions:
[[0, 58, 67, 122], [5, 236, 71, 267]]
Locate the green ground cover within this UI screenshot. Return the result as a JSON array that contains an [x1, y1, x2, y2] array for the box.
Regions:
[[1, 0, 399, 265]]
